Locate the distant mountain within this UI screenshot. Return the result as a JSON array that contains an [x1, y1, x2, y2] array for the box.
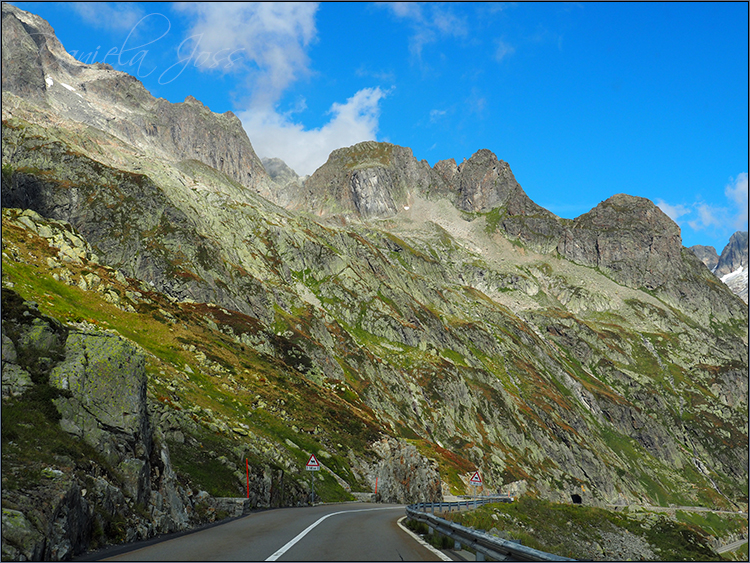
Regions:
[[691, 232, 748, 303], [262, 157, 301, 187], [1, 4, 747, 561], [688, 244, 719, 272], [714, 231, 748, 277]]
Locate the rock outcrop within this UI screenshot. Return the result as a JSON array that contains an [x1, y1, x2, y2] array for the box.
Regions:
[[300, 141, 434, 218], [300, 141, 555, 226], [558, 194, 683, 291], [1, 289, 197, 559], [348, 437, 442, 504]]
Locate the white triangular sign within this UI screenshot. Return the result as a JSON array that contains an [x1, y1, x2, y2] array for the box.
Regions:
[[470, 471, 482, 485], [307, 454, 320, 468]]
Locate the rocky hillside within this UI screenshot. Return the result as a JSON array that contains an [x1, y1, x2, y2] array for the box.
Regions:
[[2, 284, 200, 560], [2, 3, 748, 560]]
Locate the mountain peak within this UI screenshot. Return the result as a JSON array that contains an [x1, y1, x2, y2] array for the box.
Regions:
[[715, 231, 748, 277], [1, 2, 271, 194], [300, 142, 536, 220], [301, 141, 431, 218], [453, 149, 520, 213], [689, 244, 719, 271]]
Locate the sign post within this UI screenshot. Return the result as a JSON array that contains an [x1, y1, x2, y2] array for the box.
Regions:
[[306, 454, 320, 504], [470, 471, 482, 509]]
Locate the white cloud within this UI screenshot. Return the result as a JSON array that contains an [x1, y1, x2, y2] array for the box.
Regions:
[[429, 109, 447, 123], [688, 203, 725, 231], [659, 172, 749, 239], [239, 87, 388, 176], [725, 172, 748, 229], [174, 2, 318, 107], [494, 39, 515, 62], [175, 3, 391, 177], [382, 3, 467, 60], [656, 200, 690, 222], [69, 2, 146, 31]]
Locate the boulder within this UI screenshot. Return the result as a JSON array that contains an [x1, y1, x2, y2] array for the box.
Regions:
[[49, 332, 151, 503], [1, 509, 43, 561]]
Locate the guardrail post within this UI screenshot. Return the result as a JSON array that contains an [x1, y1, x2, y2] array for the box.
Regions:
[[476, 551, 485, 561], [454, 540, 462, 550]]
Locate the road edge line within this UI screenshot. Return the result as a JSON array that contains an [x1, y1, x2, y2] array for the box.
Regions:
[[397, 515, 453, 562]]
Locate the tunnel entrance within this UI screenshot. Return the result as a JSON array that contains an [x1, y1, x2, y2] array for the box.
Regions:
[[571, 494, 582, 504]]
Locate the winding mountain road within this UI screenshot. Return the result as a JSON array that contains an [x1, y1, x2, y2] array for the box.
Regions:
[[97, 503, 444, 561]]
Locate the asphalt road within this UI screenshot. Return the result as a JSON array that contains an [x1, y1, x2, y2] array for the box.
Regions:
[[716, 538, 749, 554], [98, 503, 443, 561]]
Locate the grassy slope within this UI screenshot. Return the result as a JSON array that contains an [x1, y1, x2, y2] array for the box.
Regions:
[[0, 210, 391, 502], [441, 498, 747, 561]]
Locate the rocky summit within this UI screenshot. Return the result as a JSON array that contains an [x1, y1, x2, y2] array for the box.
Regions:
[[2, 4, 748, 561]]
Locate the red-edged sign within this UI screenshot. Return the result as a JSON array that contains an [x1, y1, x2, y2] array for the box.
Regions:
[[306, 454, 321, 471], [469, 471, 482, 485]]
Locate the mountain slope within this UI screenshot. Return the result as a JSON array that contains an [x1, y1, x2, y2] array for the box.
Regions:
[[2, 4, 748, 559]]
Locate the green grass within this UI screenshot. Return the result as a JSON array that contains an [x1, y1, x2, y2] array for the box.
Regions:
[[167, 437, 242, 498], [404, 519, 456, 550], [728, 541, 748, 561], [2, 391, 120, 492], [445, 498, 733, 561], [674, 510, 748, 539]]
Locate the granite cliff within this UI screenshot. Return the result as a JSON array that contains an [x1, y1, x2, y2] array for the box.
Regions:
[[2, 4, 748, 561]]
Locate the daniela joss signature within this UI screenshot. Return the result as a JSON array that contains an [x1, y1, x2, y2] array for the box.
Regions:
[[68, 13, 245, 85]]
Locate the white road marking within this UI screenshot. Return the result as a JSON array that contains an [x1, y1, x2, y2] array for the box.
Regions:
[[265, 506, 404, 561], [396, 515, 453, 562]]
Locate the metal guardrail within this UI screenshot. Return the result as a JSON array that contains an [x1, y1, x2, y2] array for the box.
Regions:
[[406, 498, 576, 562]]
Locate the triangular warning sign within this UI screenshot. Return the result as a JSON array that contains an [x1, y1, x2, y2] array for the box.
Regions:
[[470, 471, 482, 485], [306, 454, 320, 468]]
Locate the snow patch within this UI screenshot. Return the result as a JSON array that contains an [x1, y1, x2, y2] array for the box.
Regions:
[[721, 266, 747, 284], [45, 76, 53, 88], [60, 82, 76, 92]]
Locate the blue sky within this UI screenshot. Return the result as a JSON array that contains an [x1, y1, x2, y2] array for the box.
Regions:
[[13, 2, 748, 251]]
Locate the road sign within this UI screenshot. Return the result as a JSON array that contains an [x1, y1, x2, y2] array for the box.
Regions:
[[306, 454, 321, 471], [470, 471, 482, 485]]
